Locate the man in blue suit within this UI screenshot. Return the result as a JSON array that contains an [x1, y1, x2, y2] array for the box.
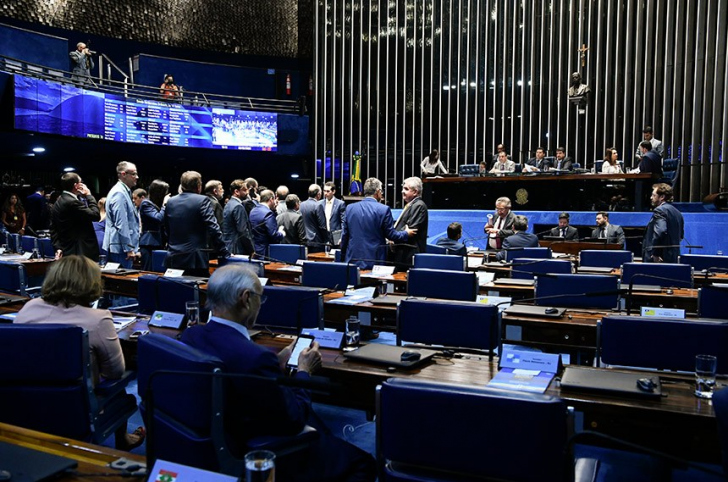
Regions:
[[103, 161, 140, 268], [496, 215, 539, 261], [250, 189, 284, 257], [300, 184, 328, 252], [320, 181, 346, 244], [340, 178, 417, 269], [643, 183, 684, 263], [164, 171, 229, 276], [636, 141, 663, 177], [436, 222, 468, 255], [181, 264, 376, 481]]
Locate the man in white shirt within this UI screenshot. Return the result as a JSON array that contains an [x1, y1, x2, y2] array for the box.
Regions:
[[634, 126, 665, 161], [320, 182, 346, 244]]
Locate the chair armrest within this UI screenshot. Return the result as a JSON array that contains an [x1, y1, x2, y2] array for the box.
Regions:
[[96, 370, 136, 399], [247, 425, 319, 455]]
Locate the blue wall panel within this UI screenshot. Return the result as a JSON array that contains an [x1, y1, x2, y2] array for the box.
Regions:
[[0, 23, 68, 71]]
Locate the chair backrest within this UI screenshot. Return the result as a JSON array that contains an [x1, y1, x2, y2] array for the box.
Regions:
[[137, 274, 200, 314], [21, 235, 38, 253], [457, 164, 479, 177], [137, 334, 224, 471], [413, 253, 465, 271], [151, 250, 168, 273], [580, 249, 633, 268], [712, 387, 728, 477], [407, 268, 478, 302], [699, 285, 728, 319], [620, 262, 693, 288], [0, 324, 95, 440], [0, 261, 28, 296], [504, 246, 551, 262], [511, 258, 572, 279], [397, 299, 498, 352], [7, 233, 21, 253], [595, 160, 604, 172], [425, 243, 448, 255], [679, 254, 728, 273], [269, 244, 307, 265], [535, 273, 619, 309], [38, 237, 54, 258], [301, 261, 359, 290], [256, 285, 324, 331], [599, 315, 728, 373], [218, 256, 266, 277], [376, 378, 567, 482]]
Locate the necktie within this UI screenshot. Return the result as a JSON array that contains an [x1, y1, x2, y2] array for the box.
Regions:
[[495, 217, 504, 249], [600, 227, 606, 239], [561, 228, 566, 238], [557, 160, 562, 170], [500, 162, 505, 171]]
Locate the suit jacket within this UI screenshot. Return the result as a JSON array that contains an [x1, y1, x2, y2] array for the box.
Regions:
[[435, 237, 467, 256], [25, 191, 49, 231], [591, 224, 626, 247], [638, 150, 663, 176], [250, 204, 284, 257], [69, 50, 94, 77], [526, 157, 551, 171], [484, 210, 517, 249], [164, 192, 229, 270], [277, 209, 307, 246], [549, 225, 579, 240], [206, 194, 224, 227], [51, 191, 100, 261], [489, 160, 517, 173], [635, 138, 665, 159], [340, 197, 409, 270], [222, 196, 255, 256], [139, 199, 165, 248], [320, 197, 346, 234], [553, 157, 574, 171], [103, 181, 140, 255], [642, 202, 684, 263], [391, 197, 429, 270], [300, 198, 328, 251], [496, 232, 539, 260], [242, 196, 258, 216]]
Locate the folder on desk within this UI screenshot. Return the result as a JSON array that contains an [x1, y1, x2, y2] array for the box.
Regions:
[[504, 305, 566, 318], [370, 294, 410, 306], [493, 278, 535, 286], [559, 366, 663, 399], [343, 344, 437, 368], [0, 441, 78, 481]]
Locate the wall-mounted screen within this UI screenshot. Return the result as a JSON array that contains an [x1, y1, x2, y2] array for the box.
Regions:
[[14, 74, 278, 151]]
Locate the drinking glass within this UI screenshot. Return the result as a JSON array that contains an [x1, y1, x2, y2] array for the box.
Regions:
[[378, 281, 388, 297], [186, 301, 200, 327], [695, 354, 717, 399], [98, 254, 107, 267], [245, 450, 275, 482], [345, 317, 361, 348]]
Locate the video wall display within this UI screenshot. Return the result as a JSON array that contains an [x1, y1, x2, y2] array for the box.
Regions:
[[14, 74, 278, 151]]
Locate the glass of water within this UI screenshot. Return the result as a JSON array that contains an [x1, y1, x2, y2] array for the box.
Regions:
[[345, 316, 360, 348], [98, 254, 107, 267], [186, 301, 200, 327], [325, 244, 332, 256], [245, 450, 275, 482], [695, 354, 717, 399], [378, 281, 388, 297]]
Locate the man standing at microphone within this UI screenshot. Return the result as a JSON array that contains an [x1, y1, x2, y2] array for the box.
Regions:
[[69, 42, 95, 86]]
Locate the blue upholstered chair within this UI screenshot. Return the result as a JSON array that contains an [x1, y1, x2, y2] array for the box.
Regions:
[[21, 235, 38, 253], [269, 244, 307, 265], [37, 237, 54, 258], [376, 378, 569, 482], [698, 285, 728, 319], [658, 158, 680, 187], [511, 258, 572, 279], [713, 387, 728, 476], [137, 274, 200, 314], [580, 249, 633, 269], [396, 299, 498, 355], [301, 261, 359, 290], [151, 250, 168, 273], [256, 285, 324, 331], [0, 324, 136, 444], [413, 253, 465, 271], [535, 273, 619, 310], [138, 334, 318, 475], [620, 262, 693, 289], [218, 255, 266, 277], [679, 254, 728, 273], [0, 261, 31, 296], [406, 268, 478, 302], [598, 315, 728, 373], [504, 246, 551, 263], [425, 243, 448, 255], [7, 233, 21, 253]]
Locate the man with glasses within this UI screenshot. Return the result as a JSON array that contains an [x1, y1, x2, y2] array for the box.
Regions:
[[181, 265, 376, 481], [103, 161, 140, 268]]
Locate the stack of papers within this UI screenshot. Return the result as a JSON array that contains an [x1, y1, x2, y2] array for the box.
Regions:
[[327, 286, 376, 305], [112, 316, 137, 332]]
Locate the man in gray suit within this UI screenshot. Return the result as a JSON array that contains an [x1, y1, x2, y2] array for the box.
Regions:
[[642, 183, 684, 263], [591, 211, 625, 246], [276, 194, 307, 246], [299, 184, 328, 252], [69, 42, 94, 86], [484, 197, 516, 250]]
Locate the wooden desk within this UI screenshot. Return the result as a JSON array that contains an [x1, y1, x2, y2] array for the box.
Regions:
[[627, 287, 698, 313], [307, 252, 335, 262], [539, 240, 623, 256], [323, 292, 398, 330], [0, 422, 144, 481]]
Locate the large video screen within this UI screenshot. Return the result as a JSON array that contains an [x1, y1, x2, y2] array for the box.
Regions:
[[14, 74, 277, 151]]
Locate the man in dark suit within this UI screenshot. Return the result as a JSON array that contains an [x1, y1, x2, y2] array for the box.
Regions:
[[300, 184, 328, 252], [164, 171, 229, 276], [277, 194, 307, 245], [51, 172, 100, 261], [320, 182, 346, 244], [242, 178, 259, 215], [222, 179, 254, 256], [436, 222, 468, 255], [636, 141, 663, 177], [591, 211, 625, 247], [181, 264, 376, 481], [549, 212, 579, 240], [553, 146, 574, 171], [484, 196, 516, 250], [523, 147, 551, 173], [390, 177, 429, 271], [204, 180, 224, 227], [25, 186, 49, 232], [340, 178, 416, 270], [250, 190, 284, 257], [643, 183, 684, 263], [496, 215, 539, 261]]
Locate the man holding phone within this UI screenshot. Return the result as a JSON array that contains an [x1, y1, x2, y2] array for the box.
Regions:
[[51, 171, 101, 261], [181, 264, 375, 481]]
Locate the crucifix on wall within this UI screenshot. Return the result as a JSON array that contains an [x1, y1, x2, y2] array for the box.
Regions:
[[579, 44, 589, 67]]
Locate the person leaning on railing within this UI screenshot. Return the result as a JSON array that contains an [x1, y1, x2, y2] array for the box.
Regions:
[[160, 74, 180, 100]]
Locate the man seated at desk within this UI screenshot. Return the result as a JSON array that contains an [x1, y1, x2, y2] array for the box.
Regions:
[[553, 147, 574, 171], [181, 264, 376, 481], [591, 211, 625, 246], [549, 212, 579, 240], [496, 215, 539, 261], [489, 151, 516, 174], [436, 222, 467, 255], [523, 147, 551, 173]]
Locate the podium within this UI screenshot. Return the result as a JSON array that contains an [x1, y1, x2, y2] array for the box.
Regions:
[[539, 240, 622, 256]]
